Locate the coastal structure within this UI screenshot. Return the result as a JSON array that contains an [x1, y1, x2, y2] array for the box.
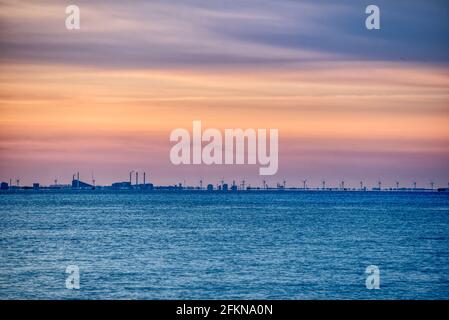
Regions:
[[0, 172, 448, 192]]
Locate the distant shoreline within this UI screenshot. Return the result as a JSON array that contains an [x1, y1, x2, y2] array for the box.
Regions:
[[1, 188, 448, 194]]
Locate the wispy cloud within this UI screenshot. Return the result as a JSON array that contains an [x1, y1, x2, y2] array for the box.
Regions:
[[1, 0, 448, 69]]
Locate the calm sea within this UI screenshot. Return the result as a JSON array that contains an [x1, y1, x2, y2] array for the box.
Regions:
[[0, 190, 448, 299]]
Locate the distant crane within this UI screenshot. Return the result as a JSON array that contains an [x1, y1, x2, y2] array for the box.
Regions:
[[302, 179, 307, 190], [360, 180, 363, 190], [396, 181, 399, 190], [413, 181, 417, 190], [341, 180, 345, 190], [283, 180, 286, 189], [199, 179, 203, 190], [322, 180, 326, 190], [378, 181, 382, 190], [262, 180, 266, 189], [430, 182, 434, 190]]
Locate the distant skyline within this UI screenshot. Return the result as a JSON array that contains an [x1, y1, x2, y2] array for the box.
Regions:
[[2, 173, 446, 190], [1, 0, 449, 186]]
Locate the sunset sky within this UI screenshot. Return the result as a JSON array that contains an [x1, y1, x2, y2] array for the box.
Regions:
[[0, 0, 448, 187]]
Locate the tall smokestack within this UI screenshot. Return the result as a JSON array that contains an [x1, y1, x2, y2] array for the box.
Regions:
[[77, 172, 80, 188], [136, 172, 138, 186], [143, 172, 146, 185]]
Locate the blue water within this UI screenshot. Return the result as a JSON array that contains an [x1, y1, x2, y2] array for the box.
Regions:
[[0, 190, 448, 299]]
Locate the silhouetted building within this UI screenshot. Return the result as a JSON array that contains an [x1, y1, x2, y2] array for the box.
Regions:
[[139, 183, 154, 190], [33, 183, 40, 190], [207, 184, 214, 191], [49, 184, 70, 189], [111, 182, 131, 189], [222, 183, 228, 191], [0, 182, 8, 190], [72, 179, 93, 189]]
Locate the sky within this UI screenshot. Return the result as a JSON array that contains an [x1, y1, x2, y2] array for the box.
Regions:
[[0, 0, 448, 188]]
